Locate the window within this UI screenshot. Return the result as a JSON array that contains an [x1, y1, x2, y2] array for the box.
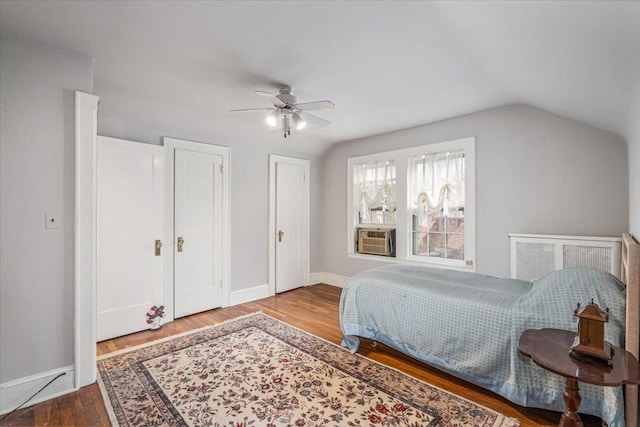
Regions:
[[409, 149, 465, 261], [347, 137, 475, 269], [354, 160, 396, 225]]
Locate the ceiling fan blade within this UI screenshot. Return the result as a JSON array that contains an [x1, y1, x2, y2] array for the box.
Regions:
[[295, 100, 335, 111], [300, 112, 330, 127], [255, 90, 286, 107], [229, 108, 274, 113]]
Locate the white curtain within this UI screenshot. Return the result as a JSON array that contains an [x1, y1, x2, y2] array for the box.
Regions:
[[354, 161, 396, 222], [411, 149, 465, 226]]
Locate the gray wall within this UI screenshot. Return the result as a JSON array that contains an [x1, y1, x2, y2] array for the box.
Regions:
[[321, 104, 629, 279], [0, 34, 93, 382]]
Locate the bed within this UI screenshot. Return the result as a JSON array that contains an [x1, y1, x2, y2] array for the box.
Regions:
[[340, 233, 639, 427]]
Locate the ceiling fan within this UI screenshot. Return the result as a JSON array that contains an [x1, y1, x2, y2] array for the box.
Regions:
[[231, 86, 335, 138]]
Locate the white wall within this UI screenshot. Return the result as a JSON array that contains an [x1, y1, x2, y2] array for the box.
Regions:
[[0, 34, 93, 382], [321, 104, 629, 279]]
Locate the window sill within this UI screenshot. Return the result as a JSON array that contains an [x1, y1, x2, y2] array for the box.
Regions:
[[347, 252, 476, 272]]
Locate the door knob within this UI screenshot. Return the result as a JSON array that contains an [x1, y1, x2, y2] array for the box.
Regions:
[[278, 230, 284, 242], [177, 236, 184, 252], [155, 239, 162, 256]]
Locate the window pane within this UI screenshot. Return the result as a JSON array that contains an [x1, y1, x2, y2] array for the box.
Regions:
[[429, 216, 444, 232], [446, 215, 464, 233], [446, 233, 464, 260], [428, 233, 446, 258], [412, 215, 426, 255], [371, 210, 384, 225], [413, 232, 428, 256]]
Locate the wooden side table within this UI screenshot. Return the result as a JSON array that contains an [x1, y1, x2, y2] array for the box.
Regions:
[[518, 328, 640, 427]]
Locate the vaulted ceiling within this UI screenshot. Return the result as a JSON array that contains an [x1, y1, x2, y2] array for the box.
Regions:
[[1, 1, 639, 156]]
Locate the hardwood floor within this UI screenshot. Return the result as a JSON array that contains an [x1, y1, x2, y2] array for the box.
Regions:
[[1, 284, 601, 427]]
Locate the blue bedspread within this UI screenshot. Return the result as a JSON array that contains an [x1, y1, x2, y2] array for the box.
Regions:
[[340, 265, 628, 426]]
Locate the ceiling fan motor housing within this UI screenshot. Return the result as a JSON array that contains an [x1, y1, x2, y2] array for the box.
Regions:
[[277, 87, 297, 106]]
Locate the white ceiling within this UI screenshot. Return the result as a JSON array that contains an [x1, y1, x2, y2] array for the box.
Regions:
[[1, 1, 639, 157]]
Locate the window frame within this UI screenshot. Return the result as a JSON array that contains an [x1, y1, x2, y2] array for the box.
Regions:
[[347, 137, 475, 270]]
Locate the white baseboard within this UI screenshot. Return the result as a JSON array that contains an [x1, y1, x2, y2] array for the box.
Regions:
[[308, 272, 350, 288], [228, 283, 270, 306], [229, 273, 351, 307], [308, 272, 323, 285], [0, 365, 76, 415], [320, 272, 350, 287]]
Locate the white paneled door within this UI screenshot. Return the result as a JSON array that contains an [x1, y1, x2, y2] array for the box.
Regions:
[[174, 149, 223, 318], [273, 156, 309, 293], [96, 137, 164, 342]]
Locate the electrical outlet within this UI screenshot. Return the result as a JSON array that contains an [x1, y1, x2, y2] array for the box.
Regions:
[[45, 212, 61, 229]]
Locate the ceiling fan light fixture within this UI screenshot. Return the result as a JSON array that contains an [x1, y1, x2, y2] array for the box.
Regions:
[[282, 115, 291, 138], [265, 112, 278, 127], [292, 113, 307, 131]]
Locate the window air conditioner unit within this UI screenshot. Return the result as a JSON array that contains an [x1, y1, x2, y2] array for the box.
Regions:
[[357, 228, 395, 257]]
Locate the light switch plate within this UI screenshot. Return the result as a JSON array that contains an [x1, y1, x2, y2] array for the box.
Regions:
[[45, 212, 60, 229]]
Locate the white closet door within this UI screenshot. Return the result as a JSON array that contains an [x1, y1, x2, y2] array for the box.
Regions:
[[274, 158, 309, 293], [174, 149, 223, 318], [96, 136, 164, 341]]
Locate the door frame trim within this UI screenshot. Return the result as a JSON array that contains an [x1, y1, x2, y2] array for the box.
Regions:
[[163, 137, 230, 318], [74, 91, 99, 388], [268, 154, 310, 296]]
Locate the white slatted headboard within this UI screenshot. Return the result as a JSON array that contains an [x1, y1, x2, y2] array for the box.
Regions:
[[509, 234, 621, 281]]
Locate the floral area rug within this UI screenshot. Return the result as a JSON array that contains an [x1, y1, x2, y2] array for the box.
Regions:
[[98, 312, 519, 426]]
